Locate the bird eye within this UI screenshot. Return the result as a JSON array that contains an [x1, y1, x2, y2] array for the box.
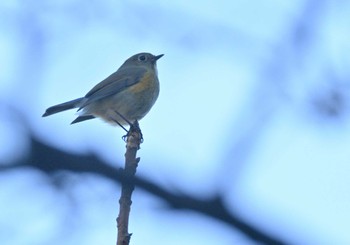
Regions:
[[138, 55, 147, 62]]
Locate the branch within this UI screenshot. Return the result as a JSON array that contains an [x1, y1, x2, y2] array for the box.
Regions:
[[117, 122, 142, 245], [0, 135, 290, 245]]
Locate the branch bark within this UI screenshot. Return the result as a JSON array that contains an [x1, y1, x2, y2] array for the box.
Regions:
[[116, 121, 142, 245]]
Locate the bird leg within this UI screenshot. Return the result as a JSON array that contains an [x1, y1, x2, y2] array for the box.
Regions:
[[112, 110, 143, 143]]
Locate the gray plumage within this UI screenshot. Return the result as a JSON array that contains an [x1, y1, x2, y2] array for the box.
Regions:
[[42, 52, 163, 125]]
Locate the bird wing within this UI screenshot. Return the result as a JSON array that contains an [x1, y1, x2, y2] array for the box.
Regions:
[[79, 66, 146, 109]]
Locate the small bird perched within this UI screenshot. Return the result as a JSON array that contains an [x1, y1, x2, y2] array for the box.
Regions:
[[43, 52, 163, 129]]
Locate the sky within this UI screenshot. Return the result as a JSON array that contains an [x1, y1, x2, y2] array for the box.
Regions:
[[1, 0, 350, 244]]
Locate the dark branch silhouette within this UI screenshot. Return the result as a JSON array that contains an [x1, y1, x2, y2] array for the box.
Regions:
[[0, 134, 290, 245]]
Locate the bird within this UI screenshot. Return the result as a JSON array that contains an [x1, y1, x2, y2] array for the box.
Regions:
[[42, 52, 163, 129]]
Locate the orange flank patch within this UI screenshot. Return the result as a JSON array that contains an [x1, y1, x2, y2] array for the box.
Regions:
[[129, 71, 155, 93]]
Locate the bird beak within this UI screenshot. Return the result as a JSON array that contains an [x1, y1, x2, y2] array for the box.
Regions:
[[154, 54, 164, 61]]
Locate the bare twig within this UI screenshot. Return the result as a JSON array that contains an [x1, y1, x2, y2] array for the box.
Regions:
[[116, 121, 142, 245]]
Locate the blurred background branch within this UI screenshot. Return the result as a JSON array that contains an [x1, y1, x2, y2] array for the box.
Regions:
[[1, 132, 288, 245]]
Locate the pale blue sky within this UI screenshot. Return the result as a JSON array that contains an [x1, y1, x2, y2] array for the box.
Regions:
[[1, 0, 350, 244]]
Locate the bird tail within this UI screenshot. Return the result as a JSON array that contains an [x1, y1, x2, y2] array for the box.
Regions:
[[42, 98, 84, 117]]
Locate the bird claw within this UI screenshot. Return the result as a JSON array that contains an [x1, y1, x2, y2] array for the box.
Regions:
[[122, 120, 143, 143]]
